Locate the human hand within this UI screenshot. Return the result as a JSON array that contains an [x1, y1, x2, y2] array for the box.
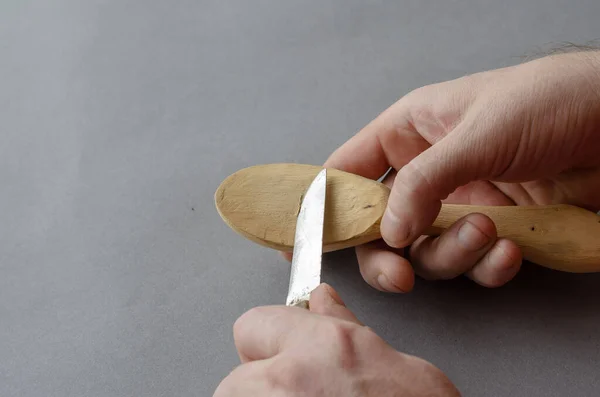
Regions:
[[285, 50, 600, 292], [214, 284, 460, 396]]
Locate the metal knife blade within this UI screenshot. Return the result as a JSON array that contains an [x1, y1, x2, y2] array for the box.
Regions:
[[285, 169, 327, 309]]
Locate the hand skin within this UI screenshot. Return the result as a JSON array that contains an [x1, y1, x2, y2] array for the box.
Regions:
[[283, 50, 600, 292], [214, 284, 461, 396]]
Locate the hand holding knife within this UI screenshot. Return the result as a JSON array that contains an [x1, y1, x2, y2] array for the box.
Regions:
[[215, 167, 463, 396]]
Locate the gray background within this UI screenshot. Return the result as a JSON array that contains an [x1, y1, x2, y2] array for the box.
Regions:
[[2, 1, 600, 396]]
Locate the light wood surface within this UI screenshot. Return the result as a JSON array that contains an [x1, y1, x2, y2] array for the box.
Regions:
[[215, 163, 600, 273]]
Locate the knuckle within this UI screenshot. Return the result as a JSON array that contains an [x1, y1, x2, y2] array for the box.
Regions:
[[357, 326, 389, 355], [402, 159, 437, 196], [264, 356, 313, 392], [403, 84, 435, 104], [323, 320, 356, 343], [320, 321, 376, 369], [233, 306, 270, 338]]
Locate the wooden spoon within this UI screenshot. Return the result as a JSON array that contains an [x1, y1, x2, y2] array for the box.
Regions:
[[215, 163, 600, 273]]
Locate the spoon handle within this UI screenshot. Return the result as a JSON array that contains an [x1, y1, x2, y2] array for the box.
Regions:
[[421, 203, 600, 273]]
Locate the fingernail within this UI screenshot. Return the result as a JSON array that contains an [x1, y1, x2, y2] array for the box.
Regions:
[[377, 273, 405, 293], [381, 207, 409, 248], [457, 221, 490, 251]]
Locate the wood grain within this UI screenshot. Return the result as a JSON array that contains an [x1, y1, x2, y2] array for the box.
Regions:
[[215, 163, 600, 273]]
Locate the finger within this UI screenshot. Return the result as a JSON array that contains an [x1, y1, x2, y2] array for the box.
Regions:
[[445, 180, 516, 206], [356, 240, 415, 293], [380, 126, 490, 249], [356, 168, 415, 293], [408, 213, 497, 280], [355, 169, 416, 293], [465, 238, 522, 287], [309, 283, 362, 324], [233, 305, 312, 363], [282, 100, 425, 262], [323, 102, 430, 179]]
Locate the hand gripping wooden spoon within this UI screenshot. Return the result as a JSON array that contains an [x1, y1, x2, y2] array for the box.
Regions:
[[215, 163, 600, 273]]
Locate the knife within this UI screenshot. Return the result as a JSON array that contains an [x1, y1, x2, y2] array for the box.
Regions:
[[285, 169, 327, 309]]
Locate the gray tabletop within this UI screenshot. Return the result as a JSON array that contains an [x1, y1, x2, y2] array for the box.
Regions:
[[2, 1, 600, 396]]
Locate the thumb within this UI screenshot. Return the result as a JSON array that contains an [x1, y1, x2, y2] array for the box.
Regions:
[[381, 131, 485, 248], [309, 283, 362, 325]]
